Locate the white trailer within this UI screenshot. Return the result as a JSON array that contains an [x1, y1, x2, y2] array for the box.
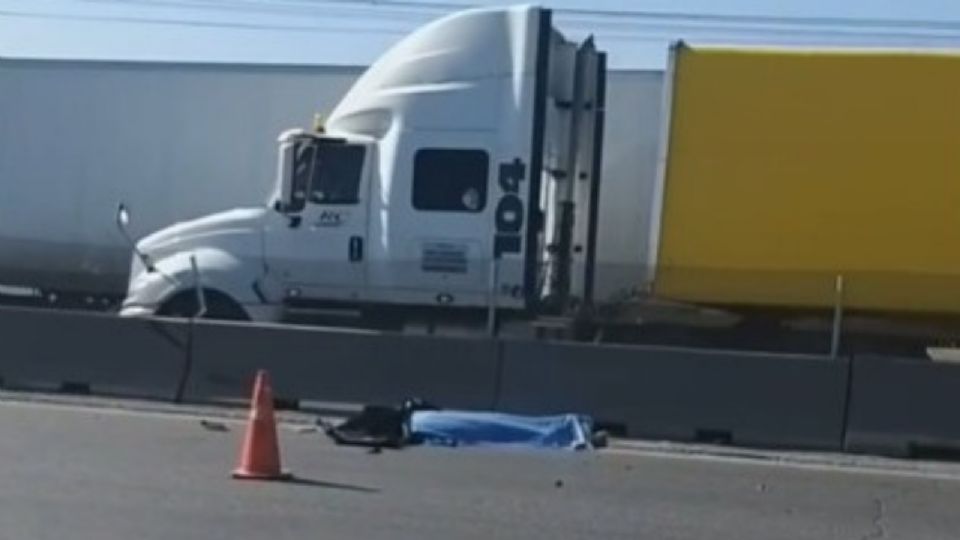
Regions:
[[0, 58, 357, 305]]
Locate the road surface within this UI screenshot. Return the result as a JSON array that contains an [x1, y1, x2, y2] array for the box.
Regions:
[[1, 395, 959, 539]]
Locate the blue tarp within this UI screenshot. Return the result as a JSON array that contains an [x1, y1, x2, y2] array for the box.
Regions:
[[409, 410, 594, 450]]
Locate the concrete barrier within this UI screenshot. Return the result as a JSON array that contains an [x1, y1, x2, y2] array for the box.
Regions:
[[0, 307, 189, 400], [0, 306, 867, 454], [496, 340, 848, 450], [845, 355, 960, 457], [183, 320, 500, 410]]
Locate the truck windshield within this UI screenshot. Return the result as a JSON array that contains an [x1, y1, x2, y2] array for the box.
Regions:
[[309, 144, 365, 205]]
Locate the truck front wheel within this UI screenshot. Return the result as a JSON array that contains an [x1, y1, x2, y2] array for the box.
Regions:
[[157, 289, 250, 321]]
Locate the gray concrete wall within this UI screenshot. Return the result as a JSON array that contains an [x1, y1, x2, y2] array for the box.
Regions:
[[184, 320, 501, 410], [845, 355, 960, 457], [0, 307, 188, 399], [497, 340, 849, 450]]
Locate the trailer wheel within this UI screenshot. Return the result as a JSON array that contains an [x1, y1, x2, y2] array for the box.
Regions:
[[158, 289, 249, 321]]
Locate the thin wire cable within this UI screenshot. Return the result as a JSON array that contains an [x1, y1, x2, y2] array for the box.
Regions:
[[71, 0, 960, 34], [313, 0, 960, 32], [0, 8, 410, 34], [8, 1, 960, 46]]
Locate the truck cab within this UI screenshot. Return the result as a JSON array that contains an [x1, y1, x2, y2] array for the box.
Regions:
[[120, 5, 605, 324]]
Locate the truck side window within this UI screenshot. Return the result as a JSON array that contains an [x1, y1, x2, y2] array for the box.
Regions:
[[412, 148, 489, 212], [310, 144, 365, 205]]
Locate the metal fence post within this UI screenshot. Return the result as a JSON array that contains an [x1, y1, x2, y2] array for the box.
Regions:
[[175, 254, 206, 403], [830, 274, 844, 358], [487, 258, 499, 337]]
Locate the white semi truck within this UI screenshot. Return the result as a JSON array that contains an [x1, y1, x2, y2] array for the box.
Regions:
[[120, 5, 607, 329]]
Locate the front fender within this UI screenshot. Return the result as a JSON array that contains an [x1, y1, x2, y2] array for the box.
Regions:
[[121, 248, 280, 320]]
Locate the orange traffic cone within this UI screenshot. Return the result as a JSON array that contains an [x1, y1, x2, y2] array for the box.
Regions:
[[232, 370, 291, 481]]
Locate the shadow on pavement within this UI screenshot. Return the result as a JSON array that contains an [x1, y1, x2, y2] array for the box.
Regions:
[[287, 476, 380, 494]]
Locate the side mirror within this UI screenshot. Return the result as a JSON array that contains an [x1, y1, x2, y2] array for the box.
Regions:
[[114, 201, 155, 273], [116, 203, 130, 230]]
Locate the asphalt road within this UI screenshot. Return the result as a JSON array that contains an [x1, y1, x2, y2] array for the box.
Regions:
[[2, 397, 960, 539]]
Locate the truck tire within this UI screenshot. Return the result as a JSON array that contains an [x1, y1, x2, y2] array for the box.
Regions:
[[157, 289, 250, 321]]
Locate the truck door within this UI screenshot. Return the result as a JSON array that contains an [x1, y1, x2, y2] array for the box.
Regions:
[[267, 139, 370, 301], [364, 132, 496, 308]]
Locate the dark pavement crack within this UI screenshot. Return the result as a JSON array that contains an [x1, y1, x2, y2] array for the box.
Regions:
[[863, 497, 887, 540]]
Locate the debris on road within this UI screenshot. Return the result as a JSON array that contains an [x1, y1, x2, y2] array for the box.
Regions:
[[199, 419, 230, 432]]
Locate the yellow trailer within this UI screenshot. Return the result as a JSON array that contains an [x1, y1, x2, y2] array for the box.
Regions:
[[651, 44, 960, 314]]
